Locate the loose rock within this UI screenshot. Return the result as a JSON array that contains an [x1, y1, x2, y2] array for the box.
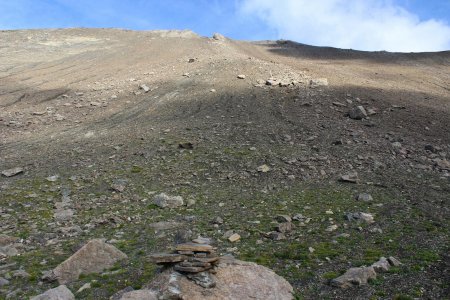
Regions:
[[1, 167, 23, 177], [331, 266, 376, 288], [153, 193, 184, 208]]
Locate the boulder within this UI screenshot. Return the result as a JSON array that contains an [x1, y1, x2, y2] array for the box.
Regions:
[[31, 285, 75, 300], [212, 33, 226, 41], [153, 193, 184, 208], [146, 257, 294, 299], [53, 239, 127, 284], [331, 266, 376, 288]]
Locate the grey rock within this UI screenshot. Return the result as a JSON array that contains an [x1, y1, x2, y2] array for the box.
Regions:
[[1, 167, 23, 177], [340, 173, 359, 183], [275, 215, 292, 223], [267, 231, 286, 240], [348, 106, 368, 120], [111, 179, 127, 192], [0, 277, 9, 287], [53, 239, 127, 284], [211, 216, 224, 225], [12, 269, 30, 278], [345, 212, 375, 224], [356, 193, 373, 202], [372, 257, 390, 272], [153, 193, 184, 208], [331, 266, 376, 288], [388, 256, 402, 267], [31, 285, 75, 300], [140, 84, 150, 93]]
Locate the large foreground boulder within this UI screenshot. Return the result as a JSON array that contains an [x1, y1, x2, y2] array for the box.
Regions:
[[31, 285, 75, 300], [145, 256, 294, 300], [53, 239, 127, 284]]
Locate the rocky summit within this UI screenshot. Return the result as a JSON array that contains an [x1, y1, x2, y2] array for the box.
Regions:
[[0, 29, 449, 299]]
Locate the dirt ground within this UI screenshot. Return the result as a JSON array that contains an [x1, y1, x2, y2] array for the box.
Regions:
[[0, 28, 449, 299]]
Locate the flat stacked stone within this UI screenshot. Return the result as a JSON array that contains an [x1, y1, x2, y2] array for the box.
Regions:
[[148, 240, 220, 275]]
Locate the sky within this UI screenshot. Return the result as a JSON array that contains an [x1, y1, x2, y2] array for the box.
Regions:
[[1, 0, 449, 52]]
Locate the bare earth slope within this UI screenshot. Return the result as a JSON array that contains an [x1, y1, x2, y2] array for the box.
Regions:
[[0, 29, 449, 299]]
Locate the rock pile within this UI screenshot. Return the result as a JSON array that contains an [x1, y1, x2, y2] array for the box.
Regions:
[[148, 241, 219, 286]]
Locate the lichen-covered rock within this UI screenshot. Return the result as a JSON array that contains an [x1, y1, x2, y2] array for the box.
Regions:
[[31, 285, 75, 300], [53, 239, 127, 284]]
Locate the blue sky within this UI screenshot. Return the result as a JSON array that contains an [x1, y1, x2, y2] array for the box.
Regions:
[[1, 0, 449, 52]]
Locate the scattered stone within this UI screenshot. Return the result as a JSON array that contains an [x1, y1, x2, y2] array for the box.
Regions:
[[267, 231, 286, 240], [345, 212, 375, 224], [53, 239, 128, 284], [140, 84, 150, 93], [356, 193, 373, 202], [275, 215, 292, 223], [12, 269, 30, 279], [46, 175, 59, 182], [257, 164, 271, 173], [186, 198, 196, 207], [388, 256, 402, 267], [425, 144, 440, 153], [237, 75, 246, 79], [310, 78, 328, 87], [340, 173, 359, 183], [153, 193, 184, 208], [111, 179, 127, 192], [31, 285, 75, 300], [348, 106, 368, 120], [179, 142, 194, 149], [372, 257, 391, 272], [434, 159, 450, 171], [391, 142, 402, 148], [276, 222, 293, 233], [266, 79, 278, 86], [326, 225, 338, 232], [228, 233, 241, 243], [211, 216, 224, 225], [119, 290, 158, 300], [1, 167, 23, 177], [331, 266, 376, 288], [188, 58, 196, 63]]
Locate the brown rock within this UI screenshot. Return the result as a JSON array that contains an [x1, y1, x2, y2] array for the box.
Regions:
[[53, 239, 127, 284], [176, 243, 214, 253], [148, 253, 187, 264]]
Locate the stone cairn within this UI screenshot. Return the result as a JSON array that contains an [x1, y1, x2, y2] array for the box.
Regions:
[[148, 238, 219, 288]]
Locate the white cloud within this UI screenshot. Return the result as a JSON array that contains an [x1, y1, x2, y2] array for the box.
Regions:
[[240, 0, 450, 52]]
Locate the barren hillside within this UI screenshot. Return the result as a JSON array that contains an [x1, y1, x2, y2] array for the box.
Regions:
[[1, 29, 449, 299]]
